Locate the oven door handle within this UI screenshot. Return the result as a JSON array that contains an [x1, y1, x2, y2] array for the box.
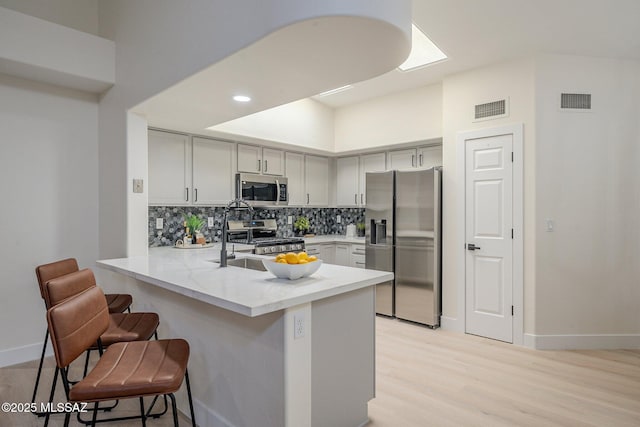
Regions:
[[275, 178, 281, 205]]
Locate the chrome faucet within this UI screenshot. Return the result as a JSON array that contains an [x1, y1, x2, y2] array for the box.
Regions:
[[220, 199, 254, 267]]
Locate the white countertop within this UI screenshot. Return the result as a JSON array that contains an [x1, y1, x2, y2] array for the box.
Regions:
[[98, 246, 391, 318], [304, 235, 365, 245]]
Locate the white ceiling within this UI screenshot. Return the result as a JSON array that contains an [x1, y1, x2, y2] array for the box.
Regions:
[[139, 0, 640, 133], [319, 0, 640, 108]]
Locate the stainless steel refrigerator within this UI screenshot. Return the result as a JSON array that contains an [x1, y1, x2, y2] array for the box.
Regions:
[[365, 168, 442, 327]]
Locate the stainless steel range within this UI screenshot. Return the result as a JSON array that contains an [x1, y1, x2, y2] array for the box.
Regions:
[[227, 219, 305, 255]]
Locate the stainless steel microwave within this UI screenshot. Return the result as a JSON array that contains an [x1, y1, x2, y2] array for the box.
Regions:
[[236, 173, 288, 206]]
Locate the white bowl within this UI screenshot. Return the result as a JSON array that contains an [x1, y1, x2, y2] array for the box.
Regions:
[[262, 259, 322, 280]]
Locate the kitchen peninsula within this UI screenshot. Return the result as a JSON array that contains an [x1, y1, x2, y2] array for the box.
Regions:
[[97, 247, 393, 427]]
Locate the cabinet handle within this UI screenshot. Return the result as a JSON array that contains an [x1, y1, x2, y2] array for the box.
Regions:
[[185, 187, 189, 202], [361, 193, 363, 205], [411, 154, 416, 167], [419, 153, 423, 166], [307, 193, 310, 204], [257, 159, 261, 172], [355, 194, 358, 204], [194, 188, 198, 202], [264, 160, 268, 172]]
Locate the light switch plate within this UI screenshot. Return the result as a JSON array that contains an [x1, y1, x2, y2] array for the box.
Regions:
[[132, 179, 144, 193], [208, 217, 214, 228], [155, 218, 164, 229], [546, 219, 554, 232], [287, 216, 292, 225]]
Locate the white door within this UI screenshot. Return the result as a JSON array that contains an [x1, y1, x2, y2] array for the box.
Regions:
[[465, 134, 513, 343]]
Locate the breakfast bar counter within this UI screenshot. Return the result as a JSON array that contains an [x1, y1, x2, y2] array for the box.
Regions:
[[97, 247, 392, 427]]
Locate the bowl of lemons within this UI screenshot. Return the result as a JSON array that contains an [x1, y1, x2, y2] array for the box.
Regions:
[[262, 251, 322, 280]]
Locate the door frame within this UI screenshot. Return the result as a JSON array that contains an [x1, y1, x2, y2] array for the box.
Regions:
[[455, 123, 524, 345]]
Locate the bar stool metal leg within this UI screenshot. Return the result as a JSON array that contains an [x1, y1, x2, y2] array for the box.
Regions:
[[31, 329, 49, 414]]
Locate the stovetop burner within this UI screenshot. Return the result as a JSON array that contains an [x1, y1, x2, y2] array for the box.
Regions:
[[225, 218, 305, 254], [247, 238, 306, 255], [251, 238, 304, 247]]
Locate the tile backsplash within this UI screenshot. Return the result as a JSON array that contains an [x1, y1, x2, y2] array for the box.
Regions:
[[148, 206, 364, 247]]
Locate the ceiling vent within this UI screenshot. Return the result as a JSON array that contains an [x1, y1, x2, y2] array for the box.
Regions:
[[474, 99, 508, 121], [561, 93, 592, 110]]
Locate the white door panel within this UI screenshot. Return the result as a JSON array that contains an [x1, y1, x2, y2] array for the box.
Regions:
[[465, 134, 513, 343], [472, 256, 504, 315]]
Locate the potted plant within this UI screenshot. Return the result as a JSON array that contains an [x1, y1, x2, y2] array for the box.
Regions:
[[184, 214, 205, 244], [356, 222, 366, 237], [294, 216, 310, 236]]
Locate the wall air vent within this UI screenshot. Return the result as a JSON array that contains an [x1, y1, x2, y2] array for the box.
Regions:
[[474, 99, 507, 121], [561, 93, 591, 110]]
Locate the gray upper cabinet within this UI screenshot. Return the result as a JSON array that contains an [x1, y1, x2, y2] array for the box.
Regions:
[[388, 145, 442, 171], [304, 155, 329, 206], [148, 130, 191, 205], [336, 156, 359, 207], [238, 143, 284, 176], [192, 137, 234, 205], [148, 130, 234, 205], [336, 152, 386, 207], [285, 152, 305, 205], [359, 152, 386, 205]]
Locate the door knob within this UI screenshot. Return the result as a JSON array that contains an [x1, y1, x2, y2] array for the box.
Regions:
[[467, 243, 481, 251]]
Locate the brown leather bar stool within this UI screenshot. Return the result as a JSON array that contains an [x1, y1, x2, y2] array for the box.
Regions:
[[46, 269, 160, 349], [36, 258, 133, 313], [36, 269, 160, 419], [44, 286, 196, 427], [32, 259, 133, 409]]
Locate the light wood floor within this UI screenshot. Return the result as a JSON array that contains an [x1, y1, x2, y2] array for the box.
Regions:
[[368, 317, 640, 427], [1, 317, 639, 426]]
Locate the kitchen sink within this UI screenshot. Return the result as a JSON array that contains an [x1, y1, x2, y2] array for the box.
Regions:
[[215, 257, 267, 271]]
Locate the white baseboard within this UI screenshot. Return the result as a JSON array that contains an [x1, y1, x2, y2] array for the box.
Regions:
[[524, 333, 640, 350], [440, 316, 463, 332], [0, 340, 52, 368]]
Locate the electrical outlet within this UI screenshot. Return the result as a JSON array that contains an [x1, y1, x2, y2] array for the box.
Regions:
[[336, 215, 341, 223], [208, 217, 214, 228], [155, 218, 164, 229], [546, 219, 554, 232], [287, 216, 293, 225], [294, 313, 305, 339]]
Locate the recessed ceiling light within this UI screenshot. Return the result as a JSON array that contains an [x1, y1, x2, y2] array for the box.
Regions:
[[316, 85, 353, 97], [398, 24, 447, 72], [233, 95, 251, 102]]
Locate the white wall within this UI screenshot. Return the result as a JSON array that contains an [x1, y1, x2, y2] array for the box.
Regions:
[[0, 6, 114, 94], [0, 0, 99, 35], [209, 99, 335, 152], [334, 83, 442, 151], [441, 58, 536, 333], [534, 54, 640, 339], [0, 74, 98, 366]]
